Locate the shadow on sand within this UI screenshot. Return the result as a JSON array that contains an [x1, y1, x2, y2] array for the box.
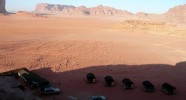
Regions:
[[32, 61, 186, 100]]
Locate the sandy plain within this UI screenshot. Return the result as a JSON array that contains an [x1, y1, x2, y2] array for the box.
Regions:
[[0, 15, 186, 100]]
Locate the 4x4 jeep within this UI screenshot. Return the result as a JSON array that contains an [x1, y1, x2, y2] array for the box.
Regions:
[[40, 86, 60, 95]]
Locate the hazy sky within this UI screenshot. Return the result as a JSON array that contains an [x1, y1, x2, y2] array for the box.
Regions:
[[6, 0, 186, 14]]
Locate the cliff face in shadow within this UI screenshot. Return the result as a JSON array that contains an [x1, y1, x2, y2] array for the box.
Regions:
[[0, 0, 6, 13], [31, 61, 186, 100]]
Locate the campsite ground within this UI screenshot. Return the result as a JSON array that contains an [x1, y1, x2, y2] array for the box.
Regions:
[[0, 15, 186, 100]]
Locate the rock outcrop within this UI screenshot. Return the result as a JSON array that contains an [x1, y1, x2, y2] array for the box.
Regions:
[[89, 5, 133, 16], [116, 20, 176, 32], [35, 3, 76, 14], [35, 3, 133, 16], [0, 0, 6, 13], [134, 4, 186, 23], [16, 11, 47, 18], [136, 12, 148, 17], [163, 4, 186, 23]]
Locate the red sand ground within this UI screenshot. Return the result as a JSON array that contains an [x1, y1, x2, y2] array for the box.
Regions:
[[0, 15, 186, 100]]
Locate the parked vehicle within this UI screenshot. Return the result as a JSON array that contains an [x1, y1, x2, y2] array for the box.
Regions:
[[17, 69, 50, 89], [30, 81, 39, 88], [86, 73, 96, 83], [0, 68, 60, 96], [142, 80, 155, 92], [40, 86, 60, 95], [162, 83, 176, 95], [90, 95, 106, 100], [104, 76, 115, 87], [122, 78, 134, 89]]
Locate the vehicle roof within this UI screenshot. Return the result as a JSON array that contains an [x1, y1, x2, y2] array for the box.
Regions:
[[18, 69, 49, 86], [0, 68, 50, 87]]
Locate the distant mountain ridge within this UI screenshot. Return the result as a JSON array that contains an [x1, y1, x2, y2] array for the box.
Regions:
[[35, 3, 133, 16], [35, 3, 186, 23]]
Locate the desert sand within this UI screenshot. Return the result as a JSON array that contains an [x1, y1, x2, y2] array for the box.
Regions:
[[0, 14, 186, 100]]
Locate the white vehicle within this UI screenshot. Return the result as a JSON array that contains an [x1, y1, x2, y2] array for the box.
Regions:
[[90, 95, 106, 100]]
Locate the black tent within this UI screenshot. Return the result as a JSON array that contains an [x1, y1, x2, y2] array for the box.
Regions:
[[104, 76, 115, 87], [86, 73, 96, 83], [162, 83, 176, 95], [122, 78, 134, 89], [142, 80, 155, 92]]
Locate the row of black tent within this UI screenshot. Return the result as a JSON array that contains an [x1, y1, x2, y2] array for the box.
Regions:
[[86, 73, 176, 95]]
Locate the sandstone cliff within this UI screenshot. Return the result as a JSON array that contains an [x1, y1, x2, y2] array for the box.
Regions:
[[0, 0, 6, 13]]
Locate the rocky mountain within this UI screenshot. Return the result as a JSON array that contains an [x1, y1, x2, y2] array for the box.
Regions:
[[35, 3, 76, 14], [133, 4, 186, 23], [0, 0, 7, 13], [35, 3, 133, 16], [163, 4, 186, 23], [34, 3, 186, 23]]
